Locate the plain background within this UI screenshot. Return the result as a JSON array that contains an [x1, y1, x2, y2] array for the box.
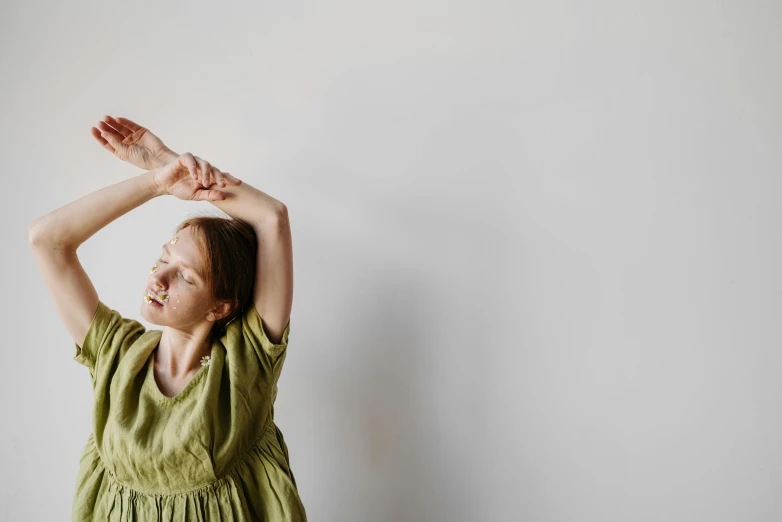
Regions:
[[3, 0, 781, 520]]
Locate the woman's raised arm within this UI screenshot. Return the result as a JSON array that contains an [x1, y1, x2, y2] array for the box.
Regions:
[[206, 180, 292, 346], [28, 171, 163, 350], [29, 171, 163, 251]]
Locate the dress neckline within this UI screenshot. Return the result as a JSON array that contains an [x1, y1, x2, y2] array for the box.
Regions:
[[144, 335, 213, 404]]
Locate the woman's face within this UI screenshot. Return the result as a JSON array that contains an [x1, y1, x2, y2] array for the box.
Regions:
[[140, 226, 218, 328]]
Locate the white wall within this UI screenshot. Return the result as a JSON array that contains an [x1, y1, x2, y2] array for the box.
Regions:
[[3, 0, 781, 520]]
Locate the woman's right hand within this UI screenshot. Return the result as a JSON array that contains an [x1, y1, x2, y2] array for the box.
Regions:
[[91, 115, 176, 171], [151, 153, 242, 201]]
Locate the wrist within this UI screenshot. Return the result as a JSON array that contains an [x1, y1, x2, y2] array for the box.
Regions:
[[154, 149, 179, 169], [143, 170, 167, 198]]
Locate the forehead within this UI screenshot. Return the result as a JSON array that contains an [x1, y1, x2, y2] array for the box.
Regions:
[[161, 239, 204, 278], [163, 227, 196, 255]]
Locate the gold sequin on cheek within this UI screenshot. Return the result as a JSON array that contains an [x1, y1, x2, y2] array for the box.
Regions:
[[170, 237, 179, 244], [150, 263, 157, 274]]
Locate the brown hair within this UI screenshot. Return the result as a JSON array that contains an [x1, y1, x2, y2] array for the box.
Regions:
[[173, 213, 257, 337]]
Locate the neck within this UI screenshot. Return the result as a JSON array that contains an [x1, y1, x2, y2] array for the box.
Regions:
[[153, 329, 213, 377]]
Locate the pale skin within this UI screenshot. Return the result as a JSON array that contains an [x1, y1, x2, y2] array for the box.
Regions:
[[29, 115, 293, 398]]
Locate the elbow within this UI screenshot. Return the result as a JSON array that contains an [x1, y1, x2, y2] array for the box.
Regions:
[[252, 205, 289, 232], [267, 204, 289, 225], [274, 204, 289, 229], [28, 219, 44, 245], [28, 218, 67, 250]]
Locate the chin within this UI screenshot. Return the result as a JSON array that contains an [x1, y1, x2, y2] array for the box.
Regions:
[[140, 302, 166, 325]]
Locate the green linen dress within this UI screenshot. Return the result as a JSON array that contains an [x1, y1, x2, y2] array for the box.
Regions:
[[71, 299, 307, 521]]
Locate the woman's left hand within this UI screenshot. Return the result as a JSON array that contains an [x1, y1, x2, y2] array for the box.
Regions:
[[151, 153, 242, 201]]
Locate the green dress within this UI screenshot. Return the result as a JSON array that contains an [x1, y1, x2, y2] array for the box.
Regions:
[[71, 299, 307, 521]]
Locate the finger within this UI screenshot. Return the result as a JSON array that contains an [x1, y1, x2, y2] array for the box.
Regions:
[[113, 116, 144, 133], [222, 172, 242, 185], [103, 116, 132, 138], [91, 127, 117, 154], [97, 123, 126, 143], [100, 130, 126, 154], [212, 168, 226, 187], [194, 157, 207, 187], [181, 153, 199, 180], [196, 189, 226, 201], [98, 118, 128, 140], [196, 158, 211, 188]]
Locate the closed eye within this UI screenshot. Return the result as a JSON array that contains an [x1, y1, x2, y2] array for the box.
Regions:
[[158, 259, 194, 285]]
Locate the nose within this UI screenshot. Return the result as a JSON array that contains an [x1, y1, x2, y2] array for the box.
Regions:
[[150, 276, 167, 291]]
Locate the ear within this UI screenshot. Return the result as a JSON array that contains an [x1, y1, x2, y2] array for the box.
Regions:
[[215, 299, 236, 321]]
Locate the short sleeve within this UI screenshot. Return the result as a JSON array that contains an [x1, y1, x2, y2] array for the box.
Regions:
[[241, 303, 290, 361], [73, 300, 146, 385]]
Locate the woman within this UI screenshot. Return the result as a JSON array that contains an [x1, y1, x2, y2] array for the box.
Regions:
[[29, 116, 307, 521]]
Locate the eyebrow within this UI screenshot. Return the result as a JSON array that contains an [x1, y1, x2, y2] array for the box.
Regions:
[[162, 243, 204, 281]]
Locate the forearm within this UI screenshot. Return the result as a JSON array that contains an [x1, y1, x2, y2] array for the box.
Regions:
[[156, 149, 285, 226], [210, 177, 286, 227], [29, 171, 163, 251]]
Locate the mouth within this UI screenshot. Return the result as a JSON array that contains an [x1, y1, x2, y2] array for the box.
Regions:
[[144, 291, 167, 307]]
